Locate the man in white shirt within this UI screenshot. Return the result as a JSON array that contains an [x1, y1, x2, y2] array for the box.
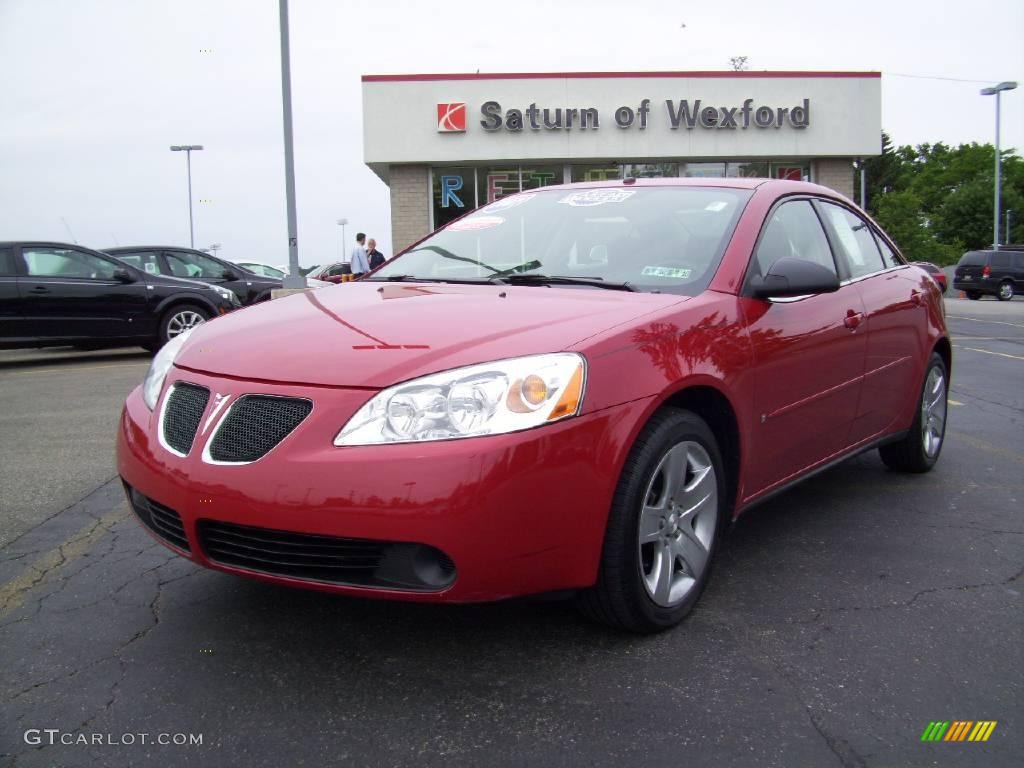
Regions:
[[349, 232, 369, 278]]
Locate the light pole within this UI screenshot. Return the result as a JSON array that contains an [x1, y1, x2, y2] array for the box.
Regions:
[[277, 0, 304, 289], [209, 243, 222, 258], [170, 145, 203, 248], [337, 218, 348, 260], [980, 82, 1017, 250], [1006, 210, 1013, 245]]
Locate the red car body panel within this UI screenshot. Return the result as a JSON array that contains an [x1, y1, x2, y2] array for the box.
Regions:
[[117, 179, 950, 602]]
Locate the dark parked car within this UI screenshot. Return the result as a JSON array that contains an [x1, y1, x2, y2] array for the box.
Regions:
[[104, 246, 283, 304], [118, 179, 950, 633], [910, 261, 947, 293], [953, 249, 1024, 300], [0, 241, 238, 351]]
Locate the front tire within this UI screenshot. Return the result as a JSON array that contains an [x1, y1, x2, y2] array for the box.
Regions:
[[158, 304, 209, 345], [576, 408, 726, 633], [997, 281, 1014, 301], [966, 290, 982, 300], [879, 352, 948, 473]]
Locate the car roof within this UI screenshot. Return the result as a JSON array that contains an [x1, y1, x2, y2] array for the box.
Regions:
[[537, 177, 836, 195]]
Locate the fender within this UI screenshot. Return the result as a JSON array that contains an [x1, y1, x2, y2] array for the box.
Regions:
[[154, 291, 220, 319]]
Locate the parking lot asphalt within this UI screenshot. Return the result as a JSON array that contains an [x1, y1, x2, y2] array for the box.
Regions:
[[1, 296, 1021, 768]]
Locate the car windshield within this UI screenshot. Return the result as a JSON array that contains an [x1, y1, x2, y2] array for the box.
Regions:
[[371, 186, 752, 294]]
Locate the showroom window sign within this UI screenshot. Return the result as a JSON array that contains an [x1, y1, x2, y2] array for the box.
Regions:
[[432, 166, 564, 228], [460, 98, 810, 132]]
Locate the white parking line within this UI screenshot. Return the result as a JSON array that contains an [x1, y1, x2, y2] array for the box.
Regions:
[[952, 345, 1024, 362], [947, 315, 1024, 329]]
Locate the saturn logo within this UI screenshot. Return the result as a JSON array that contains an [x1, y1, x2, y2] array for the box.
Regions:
[[437, 102, 467, 132]]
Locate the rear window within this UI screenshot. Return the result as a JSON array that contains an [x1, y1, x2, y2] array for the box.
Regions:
[[959, 252, 988, 266], [0, 248, 15, 276]]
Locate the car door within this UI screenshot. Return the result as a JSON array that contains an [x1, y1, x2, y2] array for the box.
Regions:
[[738, 198, 868, 497], [817, 202, 926, 444], [17, 245, 148, 339], [1014, 252, 1024, 294], [0, 246, 26, 340]]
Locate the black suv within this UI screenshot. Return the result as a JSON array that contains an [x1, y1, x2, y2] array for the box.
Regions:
[[104, 246, 282, 305], [0, 241, 238, 351], [953, 249, 1024, 300]]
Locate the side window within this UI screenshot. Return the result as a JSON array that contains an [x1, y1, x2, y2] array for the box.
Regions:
[[0, 248, 16, 276], [752, 200, 836, 280], [874, 231, 903, 268], [820, 203, 886, 279], [22, 248, 117, 280], [1013, 253, 1024, 270], [990, 252, 1011, 269], [164, 250, 223, 278], [112, 250, 162, 275]]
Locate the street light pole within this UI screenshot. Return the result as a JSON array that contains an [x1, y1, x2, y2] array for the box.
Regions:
[[337, 218, 348, 260], [980, 82, 1017, 251], [170, 145, 203, 248], [277, 0, 304, 289]]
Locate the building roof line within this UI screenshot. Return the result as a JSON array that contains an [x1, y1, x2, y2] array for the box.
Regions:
[[362, 71, 882, 83]]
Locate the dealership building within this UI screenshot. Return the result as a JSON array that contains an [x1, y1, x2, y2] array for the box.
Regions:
[[361, 71, 882, 251]]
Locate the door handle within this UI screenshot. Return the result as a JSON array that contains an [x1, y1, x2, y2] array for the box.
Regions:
[[843, 309, 864, 330], [29, 286, 50, 294]]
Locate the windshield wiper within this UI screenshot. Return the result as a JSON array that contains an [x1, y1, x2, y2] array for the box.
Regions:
[[362, 274, 500, 286], [361, 274, 424, 282], [496, 274, 637, 292]]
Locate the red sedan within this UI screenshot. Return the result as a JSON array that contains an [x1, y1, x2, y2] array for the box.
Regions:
[[117, 179, 950, 632], [910, 261, 948, 293]]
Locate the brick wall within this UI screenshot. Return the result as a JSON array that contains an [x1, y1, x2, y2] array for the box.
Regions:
[[389, 165, 431, 253], [813, 158, 854, 200]]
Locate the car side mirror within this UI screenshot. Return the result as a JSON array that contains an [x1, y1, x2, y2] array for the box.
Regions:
[[751, 257, 840, 299], [113, 267, 135, 283], [222, 269, 239, 280]]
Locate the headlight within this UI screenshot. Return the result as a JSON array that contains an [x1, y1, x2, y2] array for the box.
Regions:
[[209, 285, 239, 304], [335, 353, 586, 446], [142, 329, 193, 410]]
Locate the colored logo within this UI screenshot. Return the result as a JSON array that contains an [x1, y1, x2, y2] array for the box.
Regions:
[[921, 721, 997, 742], [437, 103, 466, 132]]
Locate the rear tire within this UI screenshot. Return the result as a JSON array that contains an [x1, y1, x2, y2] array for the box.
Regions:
[[878, 352, 947, 473], [997, 281, 1014, 301], [966, 291, 982, 300], [576, 408, 726, 633], [158, 304, 209, 345]]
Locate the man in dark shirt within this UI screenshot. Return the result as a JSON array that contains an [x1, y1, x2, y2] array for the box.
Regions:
[[367, 238, 385, 270]]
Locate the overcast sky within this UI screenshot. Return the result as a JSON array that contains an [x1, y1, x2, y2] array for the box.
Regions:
[[1, 0, 1022, 265]]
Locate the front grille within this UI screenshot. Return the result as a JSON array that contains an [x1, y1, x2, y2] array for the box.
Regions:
[[198, 520, 456, 591], [124, 483, 190, 552], [162, 383, 210, 455], [208, 395, 312, 463]]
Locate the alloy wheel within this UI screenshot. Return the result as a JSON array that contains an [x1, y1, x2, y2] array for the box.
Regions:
[[921, 365, 947, 458], [637, 441, 718, 608], [998, 282, 1013, 300], [167, 311, 205, 338]]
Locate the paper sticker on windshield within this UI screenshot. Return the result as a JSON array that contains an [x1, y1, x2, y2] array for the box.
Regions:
[[705, 201, 729, 212], [641, 266, 692, 279], [559, 190, 635, 207], [486, 193, 535, 212], [447, 215, 505, 232], [144, 263, 157, 274]]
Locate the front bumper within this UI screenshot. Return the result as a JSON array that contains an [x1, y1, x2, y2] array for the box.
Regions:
[[117, 367, 651, 602]]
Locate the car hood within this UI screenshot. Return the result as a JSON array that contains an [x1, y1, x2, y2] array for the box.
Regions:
[[145, 273, 218, 291], [175, 282, 686, 387]]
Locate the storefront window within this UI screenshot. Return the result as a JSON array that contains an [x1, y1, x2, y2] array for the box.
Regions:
[[432, 167, 476, 228], [680, 162, 726, 178], [726, 161, 769, 178], [620, 163, 678, 178], [771, 162, 809, 181], [477, 167, 520, 204], [520, 166, 564, 190], [571, 165, 621, 183]]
